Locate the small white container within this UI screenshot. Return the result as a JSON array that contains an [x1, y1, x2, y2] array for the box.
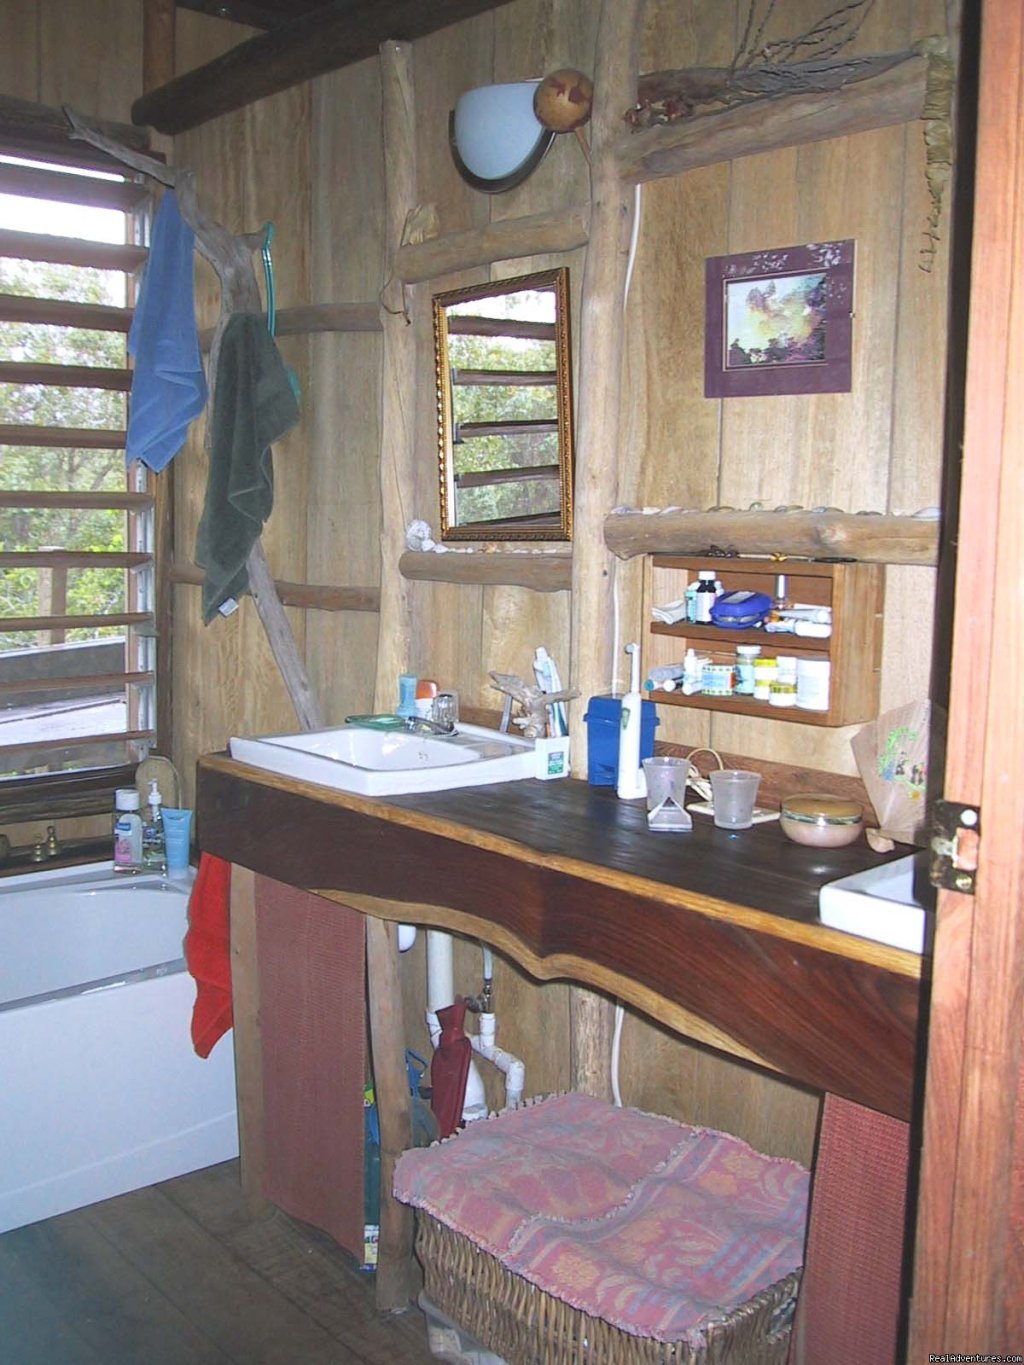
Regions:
[[534, 735, 570, 780], [796, 658, 831, 711]]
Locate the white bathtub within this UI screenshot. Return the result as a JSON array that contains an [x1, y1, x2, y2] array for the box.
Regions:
[[0, 861, 238, 1234]]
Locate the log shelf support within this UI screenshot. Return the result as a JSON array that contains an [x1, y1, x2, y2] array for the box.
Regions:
[[604, 508, 941, 565]]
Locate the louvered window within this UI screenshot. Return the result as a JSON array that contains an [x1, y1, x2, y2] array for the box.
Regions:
[[0, 137, 156, 792]]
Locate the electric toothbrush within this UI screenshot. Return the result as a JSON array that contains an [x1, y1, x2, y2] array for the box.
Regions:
[[617, 642, 647, 800]]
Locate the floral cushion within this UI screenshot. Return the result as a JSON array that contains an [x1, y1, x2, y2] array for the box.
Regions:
[[394, 1092, 808, 1347]]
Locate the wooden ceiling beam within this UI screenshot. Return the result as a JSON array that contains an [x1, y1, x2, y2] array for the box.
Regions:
[[175, 0, 322, 30], [135, 0, 516, 134]]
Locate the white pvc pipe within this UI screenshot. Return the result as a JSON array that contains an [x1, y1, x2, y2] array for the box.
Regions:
[[423, 932, 525, 1118], [471, 1015, 526, 1110], [426, 930, 454, 1013]]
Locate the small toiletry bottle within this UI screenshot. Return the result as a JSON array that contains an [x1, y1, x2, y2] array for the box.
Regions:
[[753, 655, 777, 701], [682, 648, 703, 695], [397, 673, 418, 718], [684, 581, 700, 623], [113, 787, 143, 873], [735, 644, 761, 696], [769, 656, 798, 708], [415, 678, 438, 719], [694, 570, 719, 624], [141, 779, 167, 873]]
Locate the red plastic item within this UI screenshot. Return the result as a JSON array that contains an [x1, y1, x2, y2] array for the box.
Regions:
[[430, 997, 473, 1138]]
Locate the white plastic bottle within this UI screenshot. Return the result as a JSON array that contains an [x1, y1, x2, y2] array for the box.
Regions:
[[617, 643, 647, 800], [141, 779, 167, 873], [113, 787, 143, 873], [694, 570, 719, 623], [682, 648, 703, 696]]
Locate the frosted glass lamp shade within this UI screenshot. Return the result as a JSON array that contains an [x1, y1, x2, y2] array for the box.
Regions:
[[449, 80, 555, 193]]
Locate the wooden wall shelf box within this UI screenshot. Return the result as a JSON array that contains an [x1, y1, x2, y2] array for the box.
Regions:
[[644, 555, 883, 728]]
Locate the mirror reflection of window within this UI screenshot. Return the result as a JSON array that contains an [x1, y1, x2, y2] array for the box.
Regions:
[[434, 269, 572, 541]]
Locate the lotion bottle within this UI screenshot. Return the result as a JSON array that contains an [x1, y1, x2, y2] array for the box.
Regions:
[[141, 778, 167, 873], [113, 787, 143, 873], [616, 643, 647, 800]]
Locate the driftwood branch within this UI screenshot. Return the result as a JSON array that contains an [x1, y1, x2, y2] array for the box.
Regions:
[[628, 47, 915, 127], [65, 106, 324, 732]]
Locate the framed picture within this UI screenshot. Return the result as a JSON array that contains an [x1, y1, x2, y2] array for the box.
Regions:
[[704, 240, 854, 398]]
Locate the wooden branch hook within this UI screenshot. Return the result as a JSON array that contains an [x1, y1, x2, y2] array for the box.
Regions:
[[64, 106, 324, 734]]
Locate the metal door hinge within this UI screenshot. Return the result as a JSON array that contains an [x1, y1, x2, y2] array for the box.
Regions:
[[930, 800, 980, 894]]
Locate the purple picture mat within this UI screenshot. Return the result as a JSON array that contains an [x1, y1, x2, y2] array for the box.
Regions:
[[705, 239, 854, 398]]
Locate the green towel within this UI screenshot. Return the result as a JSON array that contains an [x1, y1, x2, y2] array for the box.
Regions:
[[195, 313, 300, 623]]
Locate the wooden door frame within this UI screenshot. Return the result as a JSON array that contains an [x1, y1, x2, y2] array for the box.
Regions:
[[908, 0, 1024, 1347]]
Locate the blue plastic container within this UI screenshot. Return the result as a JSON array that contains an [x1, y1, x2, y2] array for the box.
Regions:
[[583, 696, 659, 786]]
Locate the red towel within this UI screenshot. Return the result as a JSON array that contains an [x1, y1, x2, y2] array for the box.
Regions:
[[184, 852, 233, 1058], [790, 1094, 910, 1365]]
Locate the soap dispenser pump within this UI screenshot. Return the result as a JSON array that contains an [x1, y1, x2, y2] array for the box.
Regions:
[[617, 643, 647, 800]]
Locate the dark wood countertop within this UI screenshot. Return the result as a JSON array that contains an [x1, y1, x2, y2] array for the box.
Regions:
[[197, 756, 925, 1120]]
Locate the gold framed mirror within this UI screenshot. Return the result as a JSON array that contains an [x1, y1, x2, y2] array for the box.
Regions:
[[433, 267, 573, 541]]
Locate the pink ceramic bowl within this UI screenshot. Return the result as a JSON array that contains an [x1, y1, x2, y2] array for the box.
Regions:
[[780, 793, 864, 848]]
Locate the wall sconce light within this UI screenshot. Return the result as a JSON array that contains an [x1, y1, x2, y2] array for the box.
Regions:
[[449, 80, 555, 194]]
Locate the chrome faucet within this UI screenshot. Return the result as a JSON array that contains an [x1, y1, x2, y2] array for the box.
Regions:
[[402, 715, 456, 737]]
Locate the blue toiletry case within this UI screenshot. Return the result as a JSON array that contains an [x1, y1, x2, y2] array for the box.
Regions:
[[709, 590, 773, 629], [583, 696, 659, 786]]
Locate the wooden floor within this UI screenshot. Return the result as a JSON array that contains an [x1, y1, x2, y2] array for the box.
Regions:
[[0, 1161, 436, 1365]]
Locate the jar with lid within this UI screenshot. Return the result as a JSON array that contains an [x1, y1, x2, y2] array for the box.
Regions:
[[735, 644, 761, 696], [753, 656, 777, 702], [693, 570, 719, 624], [768, 655, 798, 708]]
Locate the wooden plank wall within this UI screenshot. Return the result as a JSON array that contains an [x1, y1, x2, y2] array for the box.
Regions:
[[172, 11, 315, 783], [8, 0, 951, 1163]]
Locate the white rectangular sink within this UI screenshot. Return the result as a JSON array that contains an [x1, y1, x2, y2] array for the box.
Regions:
[[819, 851, 934, 954], [229, 722, 563, 796]]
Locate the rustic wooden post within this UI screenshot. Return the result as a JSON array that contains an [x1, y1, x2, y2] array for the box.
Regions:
[[365, 914, 415, 1311], [142, 0, 177, 753], [567, 0, 643, 1098], [373, 40, 417, 712]]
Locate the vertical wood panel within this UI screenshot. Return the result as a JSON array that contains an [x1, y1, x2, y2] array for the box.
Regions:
[[0, 1, 40, 101], [172, 29, 312, 803], [37, 0, 141, 121], [308, 55, 384, 722]]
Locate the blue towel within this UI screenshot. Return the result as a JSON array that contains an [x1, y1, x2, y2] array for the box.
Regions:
[[125, 192, 207, 471]]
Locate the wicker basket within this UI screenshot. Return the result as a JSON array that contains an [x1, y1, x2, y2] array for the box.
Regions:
[[415, 1210, 800, 1365]]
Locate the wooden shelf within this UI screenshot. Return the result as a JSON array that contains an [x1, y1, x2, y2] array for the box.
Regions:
[[617, 51, 928, 186], [644, 555, 884, 728]]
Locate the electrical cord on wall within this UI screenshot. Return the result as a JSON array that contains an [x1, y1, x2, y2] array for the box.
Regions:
[[608, 183, 643, 696], [610, 183, 643, 1107]]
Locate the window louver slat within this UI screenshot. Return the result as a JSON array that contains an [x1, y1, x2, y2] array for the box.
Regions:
[[1, 131, 161, 801], [0, 361, 133, 390], [0, 292, 133, 330]]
